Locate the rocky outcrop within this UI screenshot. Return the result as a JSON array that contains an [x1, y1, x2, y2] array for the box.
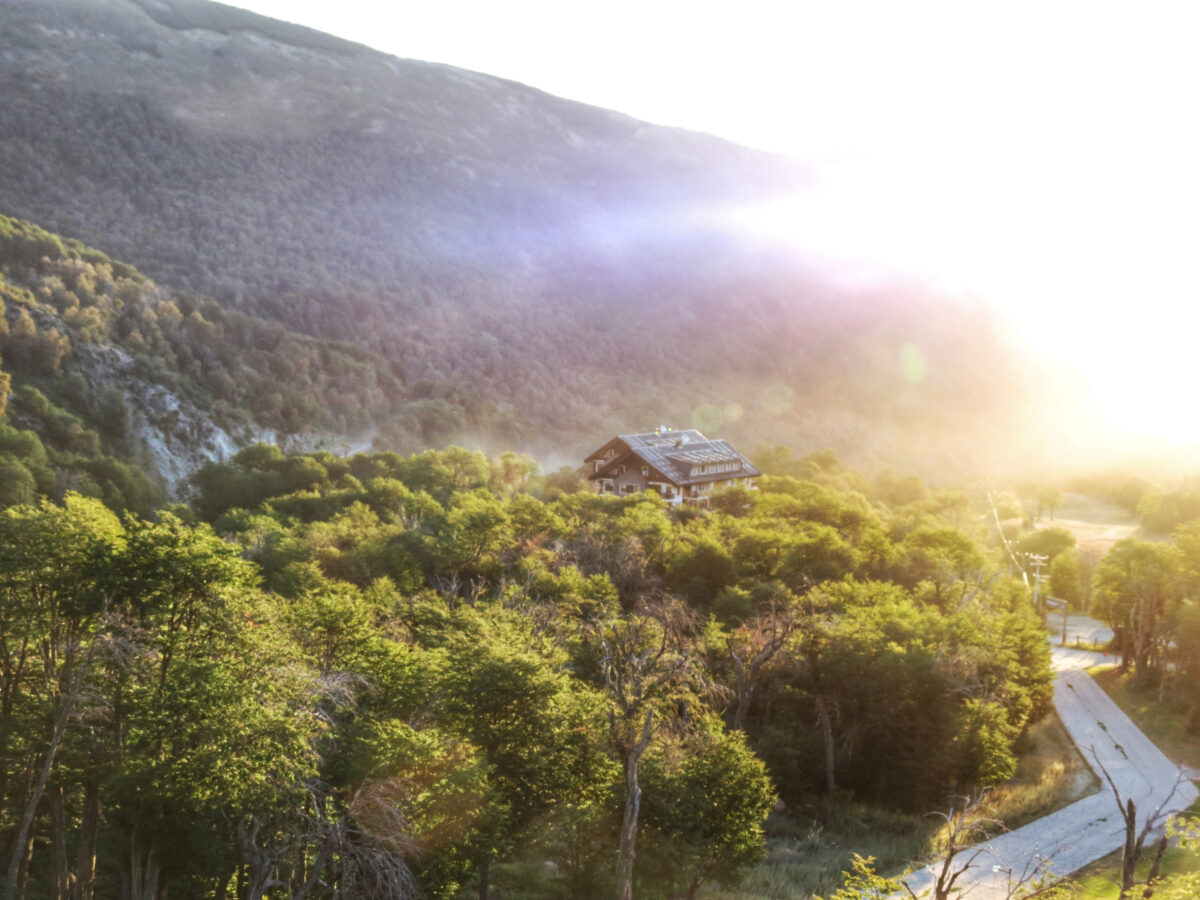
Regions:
[[71, 342, 244, 494]]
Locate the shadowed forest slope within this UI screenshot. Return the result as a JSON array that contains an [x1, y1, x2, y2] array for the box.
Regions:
[[0, 0, 1071, 471]]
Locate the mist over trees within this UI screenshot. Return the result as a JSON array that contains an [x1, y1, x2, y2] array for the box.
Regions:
[[0, 0, 1079, 474], [0, 437, 1054, 899]]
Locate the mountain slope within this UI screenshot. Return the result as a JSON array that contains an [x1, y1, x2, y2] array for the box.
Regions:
[[0, 0, 1055, 473], [0, 213, 403, 502]]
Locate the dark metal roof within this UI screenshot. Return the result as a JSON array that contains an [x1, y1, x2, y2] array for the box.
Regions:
[[589, 429, 761, 486]]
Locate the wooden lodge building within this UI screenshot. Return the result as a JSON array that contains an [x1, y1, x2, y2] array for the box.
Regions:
[[585, 428, 761, 506]]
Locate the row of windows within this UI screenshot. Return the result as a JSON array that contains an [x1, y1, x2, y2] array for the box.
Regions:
[[688, 460, 742, 476], [596, 480, 678, 499], [594, 461, 653, 477]]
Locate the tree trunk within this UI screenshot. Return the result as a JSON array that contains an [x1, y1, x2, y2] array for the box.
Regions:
[[1142, 833, 1167, 898], [128, 839, 162, 900], [616, 751, 643, 900], [50, 783, 69, 900], [213, 863, 234, 900], [477, 857, 490, 900], [732, 683, 752, 732], [616, 712, 653, 900], [1120, 798, 1138, 898], [11, 826, 35, 900], [730, 646, 752, 732], [290, 837, 334, 900], [237, 816, 278, 900], [5, 684, 81, 897], [74, 781, 99, 900], [291, 828, 308, 897], [816, 694, 836, 795]]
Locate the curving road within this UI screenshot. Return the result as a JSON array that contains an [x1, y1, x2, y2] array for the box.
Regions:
[[899, 636, 1198, 898]]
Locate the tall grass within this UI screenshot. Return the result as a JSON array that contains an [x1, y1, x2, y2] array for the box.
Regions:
[[981, 712, 1099, 831], [707, 802, 938, 899]]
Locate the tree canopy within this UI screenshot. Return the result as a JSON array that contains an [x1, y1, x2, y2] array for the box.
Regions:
[[0, 441, 1056, 899]]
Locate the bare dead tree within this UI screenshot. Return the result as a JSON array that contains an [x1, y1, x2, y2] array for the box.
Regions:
[[889, 791, 1067, 900], [245, 778, 423, 900], [430, 572, 488, 610], [595, 601, 700, 900], [236, 816, 284, 900], [828, 814, 1065, 900], [921, 793, 1000, 900], [1088, 747, 1190, 899], [335, 781, 422, 900], [792, 592, 841, 795], [727, 599, 794, 732]]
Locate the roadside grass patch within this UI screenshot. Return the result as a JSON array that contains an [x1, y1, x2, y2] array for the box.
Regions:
[[709, 801, 937, 899], [1069, 834, 1200, 898], [981, 710, 1099, 831], [717, 714, 1092, 899], [1062, 638, 1110, 653], [1089, 667, 1200, 771]]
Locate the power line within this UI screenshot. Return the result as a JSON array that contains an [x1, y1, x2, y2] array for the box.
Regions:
[[987, 491, 1029, 586]]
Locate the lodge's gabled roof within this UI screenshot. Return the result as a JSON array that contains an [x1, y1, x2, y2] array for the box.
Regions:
[[589, 429, 761, 486]]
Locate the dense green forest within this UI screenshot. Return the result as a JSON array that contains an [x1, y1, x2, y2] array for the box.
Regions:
[[5, 3, 1200, 896], [0, 437, 1059, 899]]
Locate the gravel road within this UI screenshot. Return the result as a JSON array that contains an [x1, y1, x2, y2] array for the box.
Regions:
[[898, 638, 1198, 898]]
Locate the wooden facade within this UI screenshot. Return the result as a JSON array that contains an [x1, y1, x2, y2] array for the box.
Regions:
[[584, 428, 761, 506]]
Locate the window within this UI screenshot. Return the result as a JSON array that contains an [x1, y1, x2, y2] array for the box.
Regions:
[[600, 479, 615, 493], [641, 466, 649, 476], [620, 483, 636, 494], [594, 461, 602, 473]]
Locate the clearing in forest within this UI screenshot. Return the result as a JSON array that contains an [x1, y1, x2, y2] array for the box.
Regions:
[[1037, 492, 1139, 555]]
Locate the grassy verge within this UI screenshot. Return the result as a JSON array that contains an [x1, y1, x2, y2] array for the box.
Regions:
[[981, 710, 1099, 830], [715, 711, 1095, 899], [707, 801, 937, 899], [1069, 814, 1200, 898], [1088, 667, 1200, 770], [1059, 637, 1110, 654]]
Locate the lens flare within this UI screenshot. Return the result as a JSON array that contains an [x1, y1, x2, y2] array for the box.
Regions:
[[692, 403, 724, 432], [900, 343, 926, 384], [759, 384, 795, 416]]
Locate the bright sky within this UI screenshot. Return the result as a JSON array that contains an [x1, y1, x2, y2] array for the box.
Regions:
[[230, 0, 1200, 445]]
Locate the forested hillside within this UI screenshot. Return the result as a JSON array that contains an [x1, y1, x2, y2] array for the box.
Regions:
[[0, 440, 1052, 899], [2, 2, 1196, 898], [0, 0, 1066, 473], [0, 213, 404, 506]]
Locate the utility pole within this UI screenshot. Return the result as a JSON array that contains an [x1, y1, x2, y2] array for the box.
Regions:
[[1026, 554, 1049, 616]]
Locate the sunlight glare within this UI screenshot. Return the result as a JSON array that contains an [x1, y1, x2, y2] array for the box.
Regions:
[[730, 109, 1200, 445]]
